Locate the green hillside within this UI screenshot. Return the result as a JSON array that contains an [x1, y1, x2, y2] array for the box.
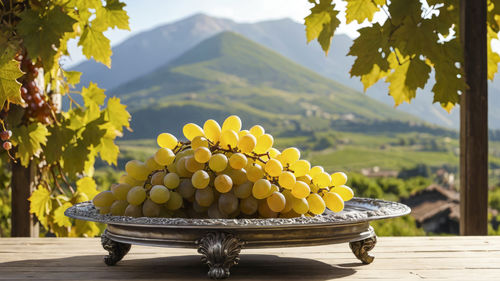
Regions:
[[110, 31, 419, 139]]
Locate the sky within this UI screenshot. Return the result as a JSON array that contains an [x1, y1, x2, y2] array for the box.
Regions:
[[64, 0, 382, 67]]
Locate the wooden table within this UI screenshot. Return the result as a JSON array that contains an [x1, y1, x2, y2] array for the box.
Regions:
[[0, 236, 499, 280]]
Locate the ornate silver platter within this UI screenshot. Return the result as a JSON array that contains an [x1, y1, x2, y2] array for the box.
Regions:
[[66, 197, 410, 279]]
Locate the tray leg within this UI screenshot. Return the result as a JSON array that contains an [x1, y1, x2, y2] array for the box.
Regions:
[[349, 233, 377, 264], [101, 230, 131, 266], [196, 232, 245, 279]]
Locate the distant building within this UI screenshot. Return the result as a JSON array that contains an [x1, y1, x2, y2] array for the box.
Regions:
[[361, 166, 398, 178]]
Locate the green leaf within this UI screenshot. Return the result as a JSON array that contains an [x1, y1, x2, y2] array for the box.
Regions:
[[63, 70, 82, 86], [53, 202, 73, 228], [488, 25, 500, 80], [105, 97, 130, 132], [75, 219, 100, 237], [345, 0, 380, 24], [12, 123, 50, 166], [304, 0, 340, 54], [349, 24, 389, 78], [92, 0, 130, 31], [62, 139, 90, 176], [17, 8, 76, 68], [78, 26, 112, 67], [0, 59, 23, 107], [29, 187, 52, 228], [81, 82, 106, 107], [44, 124, 74, 164], [76, 177, 99, 199], [97, 137, 120, 165]]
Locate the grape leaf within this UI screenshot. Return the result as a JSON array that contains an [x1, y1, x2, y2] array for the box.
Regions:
[[63, 70, 82, 86], [97, 137, 120, 165], [360, 64, 390, 91], [75, 219, 100, 237], [304, 0, 340, 54], [345, 0, 380, 24], [81, 82, 106, 107], [78, 26, 112, 67], [53, 202, 73, 228], [29, 187, 52, 228], [488, 26, 500, 80], [92, 0, 130, 31], [12, 123, 50, 166], [348, 24, 389, 78], [45, 124, 74, 164], [76, 177, 99, 199], [0, 59, 23, 107], [105, 97, 130, 132], [62, 139, 91, 176]]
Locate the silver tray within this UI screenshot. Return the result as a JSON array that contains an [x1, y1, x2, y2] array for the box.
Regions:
[[66, 197, 410, 279]]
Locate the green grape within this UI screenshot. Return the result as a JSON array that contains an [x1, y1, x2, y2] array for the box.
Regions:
[[142, 199, 161, 217], [281, 147, 300, 165], [307, 193, 326, 215], [292, 197, 309, 215], [252, 178, 271, 199], [297, 174, 312, 185], [166, 162, 177, 174], [331, 172, 348, 186], [208, 153, 228, 172], [111, 183, 132, 201], [330, 185, 354, 201], [192, 170, 210, 189], [127, 186, 147, 206], [249, 125, 265, 138], [175, 157, 192, 177], [165, 191, 183, 210], [193, 201, 209, 213], [234, 181, 253, 198], [177, 148, 194, 157], [309, 166, 324, 178], [281, 189, 294, 213], [291, 181, 310, 199], [146, 156, 163, 171], [246, 164, 264, 182], [98, 206, 111, 214], [240, 196, 258, 215], [264, 158, 283, 177], [267, 184, 279, 197], [157, 133, 178, 149], [125, 160, 149, 180], [278, 171, 296, 190], [226, 168, 247, 185], [110, 200, 128, 216], [195, 186, 215, 207], [185, 156, 205, 173], [177, 179, 196, 199], [208, 203, 227, 219], [163, 172, 180, 189], [191, 136, 209, 150], [218, 192, 238, 215], [220, 129, 238, 149], [322, 191, 344, 212], [290, 159, 311, 177], [194, 147, 211, 163], [154, 148, 175, 166], [267, 192, 286, 213], [229, 153, 247, 169], [203, 119, 221, 143], [238, 134, 256, 153], [119, 174, 143, 187], [124, 204, 143, 217], [313, 172, 332, 188], [150, 185, 170, 204], [221, 115, 242, 132], [254, 133, 273, 154], [268, 148, 280, 159], [93, 191, 116, 208], [258, 200, 278, 218], [151, 171, 166, 185], [183, 123, 204, 141], [214, 174, 233, 193], [280, 210, 300, 218]]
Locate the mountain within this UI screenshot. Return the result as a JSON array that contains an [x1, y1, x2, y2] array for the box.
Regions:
[[70, 13, 500, 129], [110, 31, 419, 139]]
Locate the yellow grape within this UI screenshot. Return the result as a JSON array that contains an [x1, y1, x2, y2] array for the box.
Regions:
[[292, 197, 309, 215], [157, 133, 178, 149], [191, 136, 209, 149], [151, 171, 166, 185], [267, 192, 286, 212], [267, 184, 279, 197], [93, 191, 116, 208], [246, 164, 264, 182], [291, 181, 310, 199], [166, 162, 177, 174], [297, 174, 312, 185], [258, 200, 278, 218], [163, 172, 180, 189], [142, 199, 161, 217], [154, 148, 175, 166], [254, 134, 273, 154], [309, 166, 324, 178], [220, 130, 238, 149], [330, 185, 354, 201], [249, 125, 265, 137], [175, 157, 192, 177], [240, 196, 258, 215], [278, 171, 296, 189], [127, 186, 146, 206], [191, 170, 210, 189], [331, 172, 348, 186], [208, 153, 228, 172], [195, 186, 215, 207], [238, 129, 250, 138], [183, 123, 204, 141], [110, 200, 128, 216], [268, 148, 280, 158], [203, 119, 221, 143], [313, 172, 332, 188], [166, 191, 183, 210], [218, 192, 239, 215], [226, 168, 247, 185], [124, 204, 143, 217], [150, 185, 170, 204], [119, 174, 143, 187], [264, 158, 283, 177], [307, 193, 326, 215], [238, 134, 256, 153], [221, 115, 242, 132], [192, 201, 208, 213], [214, 174, 233, 193], [194, 147, 211, 163], [290, 159, 311, 177], [146, 156, 163, 171], [229, 153, 247, 169], [111, 183, 132, 201], [322, 191, 344, 212], [252, 178, 271, 199], [234, 181, 253, 198], [281, 147, 300, 165], [281, 189, 294, 213], [125, 160, 149, 180], [177, 179, 195, 199], [185, 156, 205, 173]]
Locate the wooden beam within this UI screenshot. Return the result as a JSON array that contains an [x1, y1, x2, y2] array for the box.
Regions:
[[459, 0, 488, 235], [10, 160, 39, 237]]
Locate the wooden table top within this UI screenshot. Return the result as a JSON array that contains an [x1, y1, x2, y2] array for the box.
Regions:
[[0, 236, 499, 280]]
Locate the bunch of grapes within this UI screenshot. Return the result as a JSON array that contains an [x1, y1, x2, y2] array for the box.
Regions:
[[93, 115, 354, 219], [0, 127, 12, 152]]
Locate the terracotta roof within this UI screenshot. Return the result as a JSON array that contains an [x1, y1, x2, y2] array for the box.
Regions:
[[405, 184, 460, 223]]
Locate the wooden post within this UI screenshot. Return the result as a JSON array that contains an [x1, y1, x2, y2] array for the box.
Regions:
[[459, 0, 488, 235], [10, 160, 39, 237]]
